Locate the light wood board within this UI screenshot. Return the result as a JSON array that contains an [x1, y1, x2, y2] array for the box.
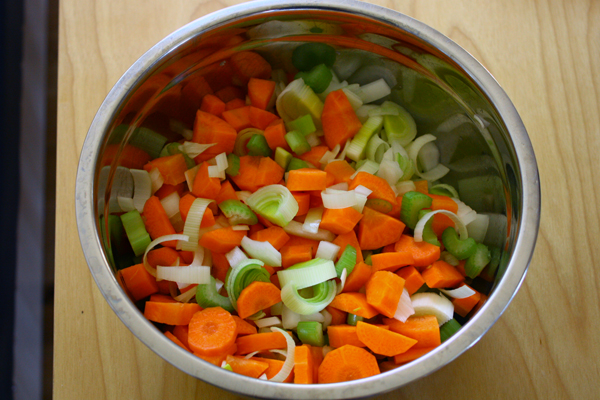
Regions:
[[55, 0, 600, 398]]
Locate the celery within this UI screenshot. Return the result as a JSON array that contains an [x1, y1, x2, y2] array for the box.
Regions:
[[222, 364, 233, 372], [234, 128, 263, 157], [111, 125, 168, 159], [195, 276, 235, 313], [440, 318, 462, 342], [464, 243, 491, 279], [335, 245, 357, 278], [296, 64, 333, 94], [346, 116, 384, 161], [417, 210, 440, 247], [285, 130, 311, 155], [218, 199, 258, 226], [296, 321, 324, 347], [292, 42, 336, 71], [274, 147, 293, 170], [120, 209, 151, 256], [400, 191, 433, 229], [286, 157, 309, 171], [276, 79, 323, 129], [346, 313, 363, 326], [441, 227, 477, 260], [225, 153, 240, 176], [286, 114, 316, 136], [247, 134, 272, 157]]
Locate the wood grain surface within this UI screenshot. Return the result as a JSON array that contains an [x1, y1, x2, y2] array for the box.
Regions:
[[54, 0, 600, 399]]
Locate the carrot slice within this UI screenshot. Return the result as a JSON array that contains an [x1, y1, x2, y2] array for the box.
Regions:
[[165, 331, 190, 352], [394, 235, 441, 267], [370, 252, 414, 272], [414, 180, 429, 194], [365, 271, 405, 318], [328, 292, 379, 319], [263, 119, 290, 151], [215, 180, 238, 204], [281, 244, 313, 268], [324, 160, 355, 184], [249, 107, 279, 130], [253, 357, 294, 382], [222, 106, 252, 132], [396, 266, 425, 295], [297, 145, 329, 167], [147, 154, 188, 186], [322, 90, 362, 150], [310, 345, 323, 383], [200, 93, 226, 117], [192, 110, 237, 162], [294, 344, 315, 384], [327, 325, 365, 348], [342, 261, 372, 293], [149, 293, 178, 303], [188, 307, 238, 356], [325, 305, 347, 326], [146, 247, 179, 268], [319, 207, 363, 235], [291, 192, 310, 216], [215, 85, 245, 103], [421, 260, 464, 288], [230, 51, 272, 84], [173, 325, 189, 348], [144, 302, 202, 325], [198, 227, 247, 253], [236, 331, 287, 355], [225, 355, 269, 379], [225, 98, 246, 111], [333, 231, 364, 263], [452, 286, 481, 317], [232, 316, 258, 336], [357, 207, 405, 250], [236, 281, 282, 319], [191, 161, 221, 199], [143, 196, 177, 246], [318, 345, 380, 383], [393, 346, 437, 364], [356, 321, 417, 357], [120, 263, 159, 301], [101, 144, 151, 170], [348, 172, 397, 205], [248, 78, 276, 110], [249, 226, 290, 250], [383, 315, 441, 348], [286, 168, 328, 191]]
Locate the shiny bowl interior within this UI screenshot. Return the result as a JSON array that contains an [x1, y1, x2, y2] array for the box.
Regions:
[[75, 1, 540, 398]]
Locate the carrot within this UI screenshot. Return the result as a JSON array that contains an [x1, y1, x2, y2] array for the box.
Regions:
[[248, 222, 265, 237], [196, 350, 232, 367], [101, 144, 151, 170], [253, 357, 294, 382], [191, 162, 221, 200], [429, 194, 458, 213], [263, 119, 290, 151], [414, 180, 429, 194], [365, 271, 405, 318], [249, 106, 279, 130], [249, 226, 290, 250], [325, 305, 347, 326], [294, 344, 315, 384], [198, 227, 247, 253], [318, 345, 380, 383], [393, 346, 437, 365], [248, 78, 276, 110], [236, 281, 282, 319], [321, 90, 362, 150], [370, 252, 414, 272], [179, 194, 216, 226], [192, 110, 237, 162], [387, 195, 402, 219], [394, 235, 441, 267], [232, 316, 258, 336], [231, 156, 284, 192], [143, 196, 177, 246], [146, 247, 179, 268], [154, 182, 185, 200], [348, 172, 396, 205], [357, 207, 406, 250], [456, 260, 467, 277], [225, 97, 246, 111], [149, 293, 178, 303], [187, 307, 238, 356], [452, 287, 481, 317], [254, 156, 285, 189], [309, 345, 323, 383], [328, 292, 379, 319], [333, 231, 364, 264], [236, 331, 287, 355], [165, 331, 190, 352], [200, 93, 226, 117], [396, 266, 425, 295], [225, 355, 269, 379], [144, 302, 202, 325], [327, 325, 365, 348], [211, 251, 230, 283], [383, 315, 441, 348], [120, 263, 159, 301], [215, 85, 245, 103], [319, 207, 363, 235], [215, 180, 238, 204], [432, 214, 456, 237], [281, 244, 313, 268], [296, 145, 329, 167], [291, 192, 310, 216], [342, 261, 372, 293], [173, 325, 189, 349], [421, 260, 464, 288], [230, 51, 272, 84], [324, 160, 355, 184], [222, 106, 252, 131], [286, 168, 328, 191], [356, 321, 417, 357]]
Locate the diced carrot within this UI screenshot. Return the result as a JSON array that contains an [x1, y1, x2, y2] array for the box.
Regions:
[[225, 355, 269, 379], [263, 119, 290, 151], [165, 331, 190, 352], [200, 93, 226, 117], [284, 236, 319, 257], [146, 247, 179, 268], [324, 160, 356, 185], [215, 85, 245, 103], [322, 90, 362, 150], [231, 156, 284, 192], [143, 196, 177, 246], [253, 357, 294, 382], [198, 227, 247, 253], [101, 144, 151, 170], [120, 263, 159, 301], [248, 222, 265, 237], [149, 293, 178, 303], [146, 153, 188, 186], [319, 207, 363, 235], [232, 316, 258, 336], [356, 321, 417, 357], [383, 315, 441, 348], [236, 281, 282, 319], [333, 231, 364, 264], [154, 182, 185, 200], [248, 78, 276, 110], [394, 235, 441, 267], [294, 344, 315, 384], [188, 307, 237, 356], [343, 261, 372, 293], [297, 145, 329, 167], [325, 305, 347, 326], [254, 156, 285, 189], [215, 180, 238, 205], [429, 194, 458, 213], [249, 226, 290, 250], [291, 192, 310, 216], [286, 168, 328, 191], [144, 302, 202, 325], [348, 172, 397, 205], [328, 292, 379, 319], [370, 252, 414, 272], [211, 252, 230, 283], [249, 107, 279, 130], [357, 207, 406, 250], [281, 244, 313, 268], [318, 345, 380, 383], [328, 325, 366, 348], [432, 213, 456, 237], [172, 325, 189, 348], [396, 266, 425, 295], [421, 260, 464, 288], [225, 97, 246, 111], [222, 105, 252, 131], [393, 346, 436, 364], [192, 110, 237, 162], [365, 271, 405, 318], [452, 286, 482, 317], [236, 332, 287, 355], [191, 162, 221, 200]]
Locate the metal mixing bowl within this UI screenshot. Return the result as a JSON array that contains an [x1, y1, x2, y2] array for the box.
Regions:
[[75, 0, 540, 398]]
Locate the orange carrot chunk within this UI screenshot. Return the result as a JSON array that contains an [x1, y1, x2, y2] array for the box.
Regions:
[[286, 168, 328, 191], [249, 226, 290, 250], [232, 316, 258, 336], [383, 315, 441, 348], [248, 78, 276, 110], [356, 321, 417, 357], [263, 119, 290, 151], [236, 281, 282, 319], [144, 302, 202, 326], [328, 292, 379, 319], [358, 207, 406, 250], [421, 260, 464, 288], [143, 196, 177, 246], [120, 263, 159, 301], [294, 344, 315, 384], [165, 331, 190, 352], [253, 357, 294, 382], [198, 227, 247, 253], [188, 307, 238, 357], [333, 231, 364, 264], [452, 286, 482, 317], [318, 345, 380, 383], [147, 154, 188, 186], [349, 171, 397, 205], [191, 162, 221, 199], [322, 90, 362, 150], [370, 251, 414, 272], [396, 266, 425, 295], [342, 261, 373, 293], [319, 207, 363, 235], [200, 93, 226, 117], [394, 235, 441, 267], [225, 355, 269, 379], [393, 346, 437, 365], [324, 160, 356, 184], [192, 110, 237, 162], [236, 332, 287, 355], [365, 271, 405, 318]]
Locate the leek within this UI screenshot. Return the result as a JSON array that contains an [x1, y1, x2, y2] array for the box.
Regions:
[[274, 147, 293, 170], [429, 183, 459, 198], [277, 258, 337, 290], [159, 142, 195, 169], [234, 128, 263, 157], [130, 169, 152, 212], [285, 130, 311, 155], [296, 321, 324, 346], [276, 79, 323, 128], [218, 199, 258, 226], [240, 236, 282, 267], [335, 245, 357, 278], [350, 159, 379, 179], [296, 64, 333, 94], [283, 220, 335, 241], [179, 198, 213, 251], [400, 191, 432, 229], [381, 102, 417, 147], [440, 319, 462, 342], [365, 134, 390, 163], [120, 210, 151, 256], [346, 116, 384, 161], [411, 292, 454, 326], [156, 265, 211, 285], [247, 134, 272, 157], [315, 241, 340, 261], [303, 207, 324, 234], [178, 141, 216, 160], [281, 280, 337, 315], [111, 125, 168, 159], [464, 243, 491, 279], [417, 209, 440, 247], [356, 78, 391, 104], [407, 134, 449, 181], [269, 327, 296, 382], [225, 259, 270, 310], [414, 209, 468, 243], [225, 246, 247, 268], [246, 184, 299, 227]]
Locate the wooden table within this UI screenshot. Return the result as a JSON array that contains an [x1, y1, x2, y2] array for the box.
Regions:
[[54, 1, 600, 398]]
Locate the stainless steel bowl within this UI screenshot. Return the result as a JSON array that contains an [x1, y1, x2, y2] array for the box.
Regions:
[[75, 0, 540, 398]]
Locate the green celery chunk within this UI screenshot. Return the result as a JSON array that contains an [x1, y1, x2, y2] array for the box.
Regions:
[[441, 227, 476, 260], [247, 134, 272, 157], [218, 199, 258, 225], [196, 276, 235, 313], [120, 210, 151, 256], [296, 321, 324, 347], [464, 243, 491, 279], [226, 153, 240, 176], [335, 245, 357, 278], [287, 114, 316, 136], [440, 318, 461, 342], [400, 191, 433, 229], [285, 130, 311, 155], [287, 157, 310, 171], [346, 313, 363, 326], [111, 125, 168, 159], [274, 147, 293, 170], [295, 64, 333, 94], [292, 43, 336, 71]]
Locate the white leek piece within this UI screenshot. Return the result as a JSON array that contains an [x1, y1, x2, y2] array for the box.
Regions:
[[365, 134, 390, 163], [336, 268, 348, 294], [157, 265, 211, 284], [467, 213, 490, 243], [225, 246, 247, 268], [353, 192, 369, 213], [215, 152, 228, 171], [321, 309, 333, 329], [353, 185, 373, 197], [357, 78, 391, 104], [315, 241, 341, 261], [246, 184, 299, 227], [414, 210, 468, 243], [281, 304, 302, 330], [130, 169, 152, 212], [321, 190, 358, 209], [254, 316, 283, 329], [440, 285, 476, 299], [303, 207, 324, 234], [283, 220, 335, 241], [178, 198, 213, 252], [393, 289, 415, 322], [355, 105, 379, 123], [276, 78, 323, 128], [411, 292, 454, 326], [142, 234, 190, 277], [277, 259, 337, 289], [117, 196, 135, 212], [160, 191, 180, 218], [236, 191, 252, 204], [269, 327, 296, 382], [240, 236, 282, 267], [347, 116, 384, 162], [178, 141, 216, 158], [376, 158, 403, 187], [319, 144, 340, 166], [453, 198, 478, 226], [341, 87, 363, 111], [305, 132, 321, 147], [407, 134, 449, 181], [281, 281, 337, 315], [395, 180, 416, 196], [148, 167, 164, 194], [417, 141, 440, 172], [326, 182, 349, 192], [184, 165, 200, 192], [207, 165, 226, 180]]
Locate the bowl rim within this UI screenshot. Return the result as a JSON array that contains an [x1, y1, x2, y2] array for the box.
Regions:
[[75, 0, 540, 398]]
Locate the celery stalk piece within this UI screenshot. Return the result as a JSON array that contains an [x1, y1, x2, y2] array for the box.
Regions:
[[286, 157, 310, 171], [276, 79, 323, 128], [218, 199, 258, 226], [381, 101, 417, 147], [225, 153, 240, 176], [246, 184, 299, 227], [287, 114, 317, 136], [346, 116, 384, 161], [120, 209, 151, 256], [247, 134, 272, 157], [464, 243, 491, 279], [274, 147, 293, 170], [400, 191, 433, 229], [346, 313, 364, 326], [110, 125, 168, 159], [335, 245, 357, 278], [296, 321, 325, 346], [440, 319, 462, 342], [441, 227, 476, 260], [296, 64, 333, 94], [234, 128, 263, 157], [285, 130, 311, 155]]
